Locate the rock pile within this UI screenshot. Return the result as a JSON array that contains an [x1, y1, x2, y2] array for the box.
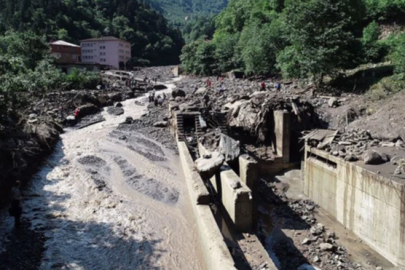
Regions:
[[318, 129, 399, 165], [259, 178, 364, 270], [301, 223, 362, 270], [170, 76, 320, 152]]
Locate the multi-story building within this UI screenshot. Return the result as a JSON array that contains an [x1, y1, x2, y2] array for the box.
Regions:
[[50, 40, 81, 63], [80, 36, 131, 70]]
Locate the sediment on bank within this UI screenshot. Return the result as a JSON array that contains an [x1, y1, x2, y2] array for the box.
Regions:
[[0, 85, 142, 207]]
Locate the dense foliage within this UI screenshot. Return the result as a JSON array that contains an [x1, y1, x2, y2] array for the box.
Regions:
[[182, 16, 216, 43], [0, 31, 100, 121], [145, 0, 228, 25], [0, 0, 184, 65], [365, 0, 405, 21], [180, 0, 405, 82]]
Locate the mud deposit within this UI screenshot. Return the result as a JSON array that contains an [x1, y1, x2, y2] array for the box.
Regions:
[[0, 80, 203, 270]]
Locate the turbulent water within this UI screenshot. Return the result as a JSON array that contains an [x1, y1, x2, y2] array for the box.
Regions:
[[0, 81, 204, 270]]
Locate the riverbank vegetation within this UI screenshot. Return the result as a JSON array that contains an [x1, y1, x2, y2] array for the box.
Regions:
[[0, 31, 100, 123], [180, 0, 405, 82]]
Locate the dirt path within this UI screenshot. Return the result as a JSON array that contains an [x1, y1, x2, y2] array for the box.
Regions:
[[0, 79, 204, 270]]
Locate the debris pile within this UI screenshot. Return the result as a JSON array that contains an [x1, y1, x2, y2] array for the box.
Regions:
[[308, 128, 404, 165], [300, 223, 363, 270], [318, 129, 375, 160], [259, 178, 364, 270], [169, 76, 321, 161], [132, 66, 177, 82], [118, 102, 177, 153]]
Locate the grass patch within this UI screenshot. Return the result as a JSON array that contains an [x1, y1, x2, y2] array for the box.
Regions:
[[365, 73, 405, 101]]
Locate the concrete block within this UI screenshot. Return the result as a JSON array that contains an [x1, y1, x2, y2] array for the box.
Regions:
[[178, 141, 236, 270], [178, 141, 210, 204], [239, 154, 259, 227], [199, 143, 253, 232], [273, 110, 291, 163], [220, 164, 253, 232]]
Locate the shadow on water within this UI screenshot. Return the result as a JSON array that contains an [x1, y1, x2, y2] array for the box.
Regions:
[[0, 141, 166, 270]]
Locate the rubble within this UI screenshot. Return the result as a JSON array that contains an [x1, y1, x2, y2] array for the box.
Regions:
[[169, 76, 320, 162], [259, 177, 364, 270], [194, 152, 225, 179], [328, 97, 339, 107], [319, 243, 334, 251], [363, 150, 389, 165], [172, 89, 186, 98]]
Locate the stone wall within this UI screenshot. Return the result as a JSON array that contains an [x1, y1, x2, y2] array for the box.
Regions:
[[304, 146, 405, 267]]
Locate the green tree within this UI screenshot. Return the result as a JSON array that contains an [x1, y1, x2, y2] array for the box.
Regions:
[[277, 0, 365, 84], [392, 34, 405, 74], [361, 21, 385, 63]]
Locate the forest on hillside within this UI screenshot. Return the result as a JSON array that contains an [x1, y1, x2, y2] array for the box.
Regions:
[[181, 0, 405, 83], [0, 0, 184, 66], [145, 0, 228, 25], [0, 0, 186, 121]]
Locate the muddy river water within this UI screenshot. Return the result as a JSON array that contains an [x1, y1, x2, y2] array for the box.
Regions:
[[1, 80, 204, 269]]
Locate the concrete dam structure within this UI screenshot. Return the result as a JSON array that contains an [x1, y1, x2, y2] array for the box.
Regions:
[[304, 144, 405, 267], [171, 103, 404, 269]]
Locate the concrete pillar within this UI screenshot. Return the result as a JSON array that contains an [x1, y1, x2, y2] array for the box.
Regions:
[[220, 165, 253, 232], [273, 110, 291, 163], [239, 154, 258, 229]]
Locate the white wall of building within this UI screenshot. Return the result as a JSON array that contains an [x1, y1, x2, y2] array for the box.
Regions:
[[80, 39, 131, 69]]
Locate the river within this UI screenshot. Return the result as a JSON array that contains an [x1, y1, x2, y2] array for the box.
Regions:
[[0, 79, 204, 270]]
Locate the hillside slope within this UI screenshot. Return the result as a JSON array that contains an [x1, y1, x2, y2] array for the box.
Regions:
[[0, 0, 184, 65], [145, 0, 228, 24]]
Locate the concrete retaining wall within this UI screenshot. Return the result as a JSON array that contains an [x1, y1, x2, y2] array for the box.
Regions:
[[178, 142, 236, 270], [304, 146, 405, 266], [198, 143, 253, 232]]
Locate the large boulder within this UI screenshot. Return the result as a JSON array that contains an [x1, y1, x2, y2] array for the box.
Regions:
[[153, 84, 167, 90], [78, 104, 99, 117], [194, 152, 225, 179], [179, 103, 199, 112], [153, 121, 168, 127], [298, 264, 322, 270], [363, 149, 389, 165], [194, 87, 207, 95], [328, 97, 339, 108], [65, 115, 77, 126], [172, 89, 186, 98], [28, 113, 38, 120], [108, 92, 123, 102], [219, 134, 240, 162], [107, 106, 124, 116]]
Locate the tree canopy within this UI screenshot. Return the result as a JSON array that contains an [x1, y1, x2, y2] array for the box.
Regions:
[[145, 0, 229, 26], [0, 0, 185, 65], [181, 0, 405, 82]]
